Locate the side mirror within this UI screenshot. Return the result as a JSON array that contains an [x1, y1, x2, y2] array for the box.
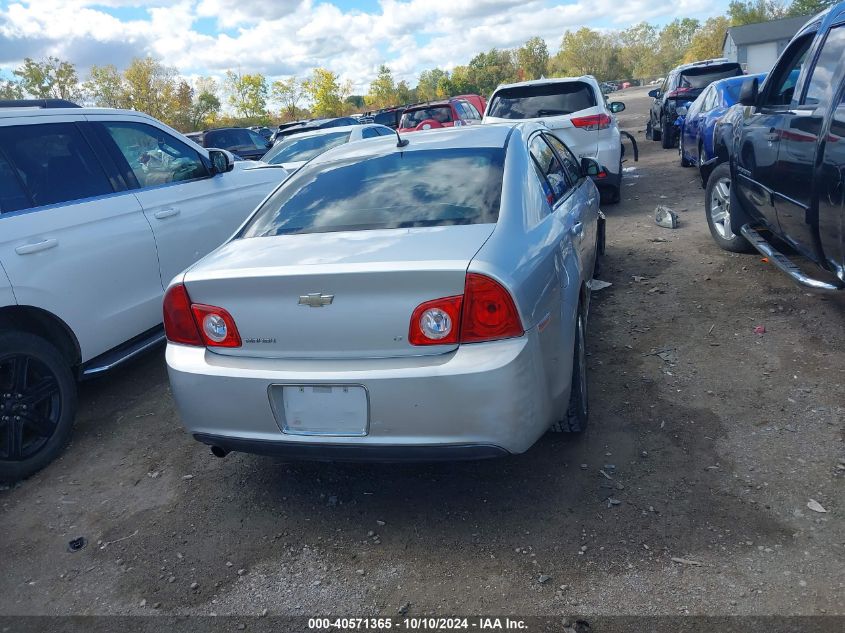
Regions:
[[609, 101, 626, 114], [648, 89, 660, 99], [265, 140, 273, 149], [580, 157, 601, 177], [739, 78, 759, 107], [208, 148, 235, 174]]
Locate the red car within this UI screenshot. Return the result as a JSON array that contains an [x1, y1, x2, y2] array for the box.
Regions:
[[398, 95, 486, 132]]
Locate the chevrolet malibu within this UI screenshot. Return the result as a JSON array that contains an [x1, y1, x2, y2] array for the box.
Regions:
[[164, 123, 604, 462]]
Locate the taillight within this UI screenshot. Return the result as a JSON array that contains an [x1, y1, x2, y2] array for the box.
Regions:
[[163, 283, 241, 348], [666, 88, 692, 98], [570, 113, 612, 130], [163, 284, 202, 346], [408, 273, 523, 346], [408, 296, 462, 345], [191, 304, 241, 348], [461, 273, 523, 343]]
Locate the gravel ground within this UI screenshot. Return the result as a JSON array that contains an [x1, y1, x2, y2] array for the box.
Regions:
[[0, 87, 843, 620]]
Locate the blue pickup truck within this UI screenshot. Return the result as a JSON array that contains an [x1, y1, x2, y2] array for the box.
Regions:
[[703, 2, 845, 291]]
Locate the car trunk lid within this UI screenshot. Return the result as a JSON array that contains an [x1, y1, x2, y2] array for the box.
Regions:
[[182, 225, 496, 359]]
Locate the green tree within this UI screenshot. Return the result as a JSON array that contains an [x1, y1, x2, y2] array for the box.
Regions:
[[657, 18, 701, 72], [122, 57, 178, 121], [466, 49, 516, 96], [303, 67, 344, 117], [553, 28, 620, 81], [85, 64, 126, 108], [618, 23, 661, 82], [396, 80, 415, 105], [786, 0, 836, 15], [516, 37, 550, 81], [366, 64, 397, 108], [417, 68, 449, 101], [191, 90, 221, 130], [271, 76, 305, 120], [13, 57, 81, 100], [0, 78, 23, 100], [170, 80, 194, 131], [224, 70, 268, 119], [684, 16, 732, 62], [728, 0, 788, 25]]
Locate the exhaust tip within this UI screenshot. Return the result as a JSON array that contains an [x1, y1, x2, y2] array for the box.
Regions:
[[210, 445, 229, 458]]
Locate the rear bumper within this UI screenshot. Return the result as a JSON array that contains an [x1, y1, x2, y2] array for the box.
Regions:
[[166, 330, 559, 459], [193, 434, 509, 461]]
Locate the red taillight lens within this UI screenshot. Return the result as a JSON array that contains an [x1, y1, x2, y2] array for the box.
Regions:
[[571, 113, 612, 130], [163, 284, 202, 346], [191, 304, 242, 348], [163, 284, 241, 348], [409, 296, 463, 346], [666, 88, 691, 98], [461, 273, 523, 343], [408, 274, 523, 346]]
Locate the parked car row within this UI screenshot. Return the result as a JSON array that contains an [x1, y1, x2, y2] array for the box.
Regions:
[[653, 3, 845, 292], [0, 70, 631, 481]]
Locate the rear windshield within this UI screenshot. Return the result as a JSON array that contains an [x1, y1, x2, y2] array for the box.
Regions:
[[487, 82, 596, 119], [262, 131, 351, 165], [679, 65, 743, 90], [241, 147, 505, 237], [204, 129, 265, 151], [400, 106, 453, 128]]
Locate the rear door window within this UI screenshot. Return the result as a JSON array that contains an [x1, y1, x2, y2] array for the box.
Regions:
[[543, 134, 582, 185], [0, 149, 31, 213], [529, 135, 569, 205], [488, 82, 597, 119], [241, 147, 504, 236], [0, 123, 114, 209]]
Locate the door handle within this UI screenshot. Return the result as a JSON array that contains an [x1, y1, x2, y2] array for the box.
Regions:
[[571, 222, 584, 240], [15, 238, 58, 255], [153, 207, 180, 219]]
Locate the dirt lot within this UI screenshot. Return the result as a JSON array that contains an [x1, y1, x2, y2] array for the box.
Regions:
[[1, 86, 843, 620]]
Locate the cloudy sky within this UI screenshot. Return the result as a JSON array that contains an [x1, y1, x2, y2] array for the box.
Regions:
[[0, 0, 731, 92]]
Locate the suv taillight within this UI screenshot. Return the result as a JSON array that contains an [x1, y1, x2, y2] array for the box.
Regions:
[[666, 87, 692, 98], [571, 113, 612, 130], [408, 273, 523, 346], [163, 283, 241, 348]]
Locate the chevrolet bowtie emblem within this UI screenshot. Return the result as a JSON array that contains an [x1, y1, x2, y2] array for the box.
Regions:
[[298, 293, 334, 307]]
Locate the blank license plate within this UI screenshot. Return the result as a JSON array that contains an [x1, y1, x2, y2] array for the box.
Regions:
[[279, 385, 368, 436]]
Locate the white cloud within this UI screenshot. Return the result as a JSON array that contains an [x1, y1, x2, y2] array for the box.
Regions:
[[0, 0, 725, 95]]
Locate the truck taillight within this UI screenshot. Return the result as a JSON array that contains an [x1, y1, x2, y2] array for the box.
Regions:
[[571, 114, 612, 130], [408, 273, 523, 346], [163, 283, 241, 348]]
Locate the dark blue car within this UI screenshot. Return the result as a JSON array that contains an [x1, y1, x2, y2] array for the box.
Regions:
[[679, 73, 766, 169]]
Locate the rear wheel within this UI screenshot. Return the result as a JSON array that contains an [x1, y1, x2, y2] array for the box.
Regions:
[[550, 305, 588, 434], [0, 332, 77, 482], [648, 114, 661, 141], [679, 135, 693, 167], [705, 163, 753, 253]]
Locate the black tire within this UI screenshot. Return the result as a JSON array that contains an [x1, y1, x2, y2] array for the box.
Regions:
[[661, 117, 675, 149], [0, 331, 77, 482], [679, 135, 693, 167], [704, 163, 754, 253], [600, 185, 620, 205], [550, 305, 588, 434], [649, 115, 661, 141]]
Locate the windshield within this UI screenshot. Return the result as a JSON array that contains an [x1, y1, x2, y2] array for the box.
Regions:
[[400, 106, 453, 128], [487, 82, 596, 119], [241, 147, 504, 237], [679, 65, 743, 90], [262, 131, 352, 165]]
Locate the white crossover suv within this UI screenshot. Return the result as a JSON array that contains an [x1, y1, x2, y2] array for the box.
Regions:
[[0, 99, 288, 481], [483, 76, 626, 204]]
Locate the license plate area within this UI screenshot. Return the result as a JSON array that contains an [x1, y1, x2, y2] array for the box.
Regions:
[[270, 384, 369, 436]]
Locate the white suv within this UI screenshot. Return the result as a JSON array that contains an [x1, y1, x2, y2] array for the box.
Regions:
[[0, 100, 288, 481], [483, 76, 625, 204]]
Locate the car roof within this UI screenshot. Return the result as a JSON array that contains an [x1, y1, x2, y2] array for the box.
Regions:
[[713, 72, 766, 90], [307, 122, 535, 168], [491, 76, 599, 93], [0, 106, 158, 120], [277, 124, 383, 140]]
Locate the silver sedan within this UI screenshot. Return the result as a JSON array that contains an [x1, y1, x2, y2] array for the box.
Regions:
[[164, 122, 604, 461]]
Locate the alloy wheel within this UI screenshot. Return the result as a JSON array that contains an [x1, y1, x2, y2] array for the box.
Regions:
[[709, 176, 735, 240], [0, 354, 62, 461]]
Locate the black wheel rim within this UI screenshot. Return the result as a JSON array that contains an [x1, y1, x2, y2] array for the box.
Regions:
[[0, 354, 62, 461]]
